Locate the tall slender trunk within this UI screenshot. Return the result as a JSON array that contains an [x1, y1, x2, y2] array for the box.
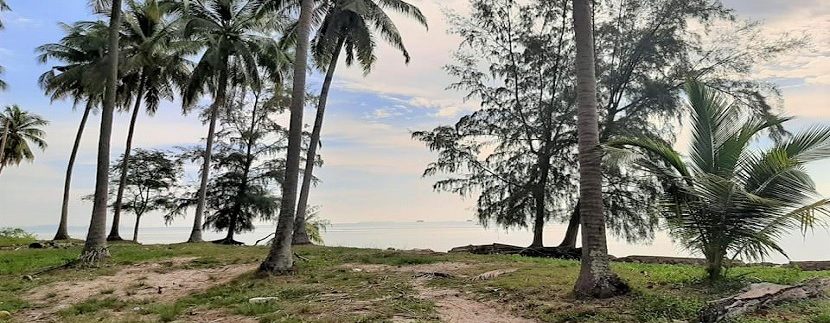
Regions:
[[293, 37, 346, 246], [188, 67, 229, 243], [109, 74, 146, 241], [259, 0, 314, 274], [571, 0, 628, 298], [530, 184, 546, 248], [81, 0, 122, 264], [55, 102, 93, 240], [132, 214, 142, 243], [558, 202, 580, 248], [221, 93, 259, 245], [0, 118, 9, 175]]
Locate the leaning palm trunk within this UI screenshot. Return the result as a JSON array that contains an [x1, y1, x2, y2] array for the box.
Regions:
[[188, 68, 228, 243], [259, 0, 315, 274], [109, 73, 146, 241], [0, 119, 8, 176], [293, 37, 346, 245], [558, 203, 580, 248], [81, 0, 122, 264], [571, 0, 628, 298], [55, 102, 94, 240]]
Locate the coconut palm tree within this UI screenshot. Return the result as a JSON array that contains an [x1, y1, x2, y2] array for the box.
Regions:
[[259, 0, 314, 274], [82, 0, 125, 265], [290, 0, 427, 245], [571, 0, 628, 298], [37, 20, 112, 241], [0, 105, 48, 176], [107, 0, 191, 241], [609, 80, 830, 280], [177, 0, 284, 242], [0, 0, 10, 90]]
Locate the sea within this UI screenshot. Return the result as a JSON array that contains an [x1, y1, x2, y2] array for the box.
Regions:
[[23, 221, 830, 264]]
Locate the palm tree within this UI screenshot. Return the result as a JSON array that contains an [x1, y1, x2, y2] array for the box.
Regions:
[[177, 0, 282, 242], [259, 0, 315, 274], [571, 0, 628, 298], [291, 0, 427, 245], [0, 0, 10, 90], [0, 105, 48, 176], [107, 0, 191, 241], [37, 20, 111, 241], [609, 80, 830, 279], [81, 0, 125, 265]]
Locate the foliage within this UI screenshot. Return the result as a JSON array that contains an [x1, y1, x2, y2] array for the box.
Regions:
[[609, 80, 830, 279], [303, 206, 330, 245], [0, 228, 36, 247], [415, 0, 803, 245], [0, 105, 48, 170]]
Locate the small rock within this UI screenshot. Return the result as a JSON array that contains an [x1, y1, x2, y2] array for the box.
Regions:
[[249, 297, 279, 304], [22, 275, 33, 281], [28, 242, 44, 249], [351, 268, 364, 272], [132, 307, 142, 312], [0, 310, 11, 319]]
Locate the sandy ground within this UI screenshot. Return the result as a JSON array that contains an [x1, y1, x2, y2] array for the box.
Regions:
[[18, 257, 256, 322], [345, 262, 535, 323]]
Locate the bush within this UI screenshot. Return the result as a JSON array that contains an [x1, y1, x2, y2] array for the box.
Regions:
[[0, 227, 37, 247]]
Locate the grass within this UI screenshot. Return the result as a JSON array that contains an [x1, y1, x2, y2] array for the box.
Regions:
[[1, 243, 829, 322]]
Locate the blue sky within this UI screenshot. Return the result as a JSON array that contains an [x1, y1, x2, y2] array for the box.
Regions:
[[1, 0, 830, 257]]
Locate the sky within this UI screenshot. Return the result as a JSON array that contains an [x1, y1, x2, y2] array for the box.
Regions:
[[1, 0, 829, 254]]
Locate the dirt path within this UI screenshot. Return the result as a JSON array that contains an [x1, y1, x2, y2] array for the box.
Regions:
[[345, 262, 536, 323], [18, 258, 256, 322]]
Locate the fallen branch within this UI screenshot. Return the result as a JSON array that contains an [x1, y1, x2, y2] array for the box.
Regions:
[[294, 252, 310, 262], [449, 243, 581, 260], [699, 278, 830, 323]]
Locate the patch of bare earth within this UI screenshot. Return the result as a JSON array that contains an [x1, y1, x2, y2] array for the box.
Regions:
[[343, 262, 536, 323], [18, 257, 257, 322]]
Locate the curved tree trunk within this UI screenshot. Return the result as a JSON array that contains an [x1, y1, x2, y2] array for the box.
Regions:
[[188, 68, 229, 243], [259, 0, 314, 274], [132, 214, 141, 243], [571, 0, 628, 298], [558, 202, 580, 248], [55, 102, 93, 240], [81, 0, 122, 265], [109, 74, 146, 241], [293, 36, 346, 246]]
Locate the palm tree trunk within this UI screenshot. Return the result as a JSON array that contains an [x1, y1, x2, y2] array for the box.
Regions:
[[81, 0, 122, 265], [109, 74, 146, 241], [0, 118, 9, 175], [188, 68, 228, 243], [571, 0, 628, 298], [293, 36, 346, 246], [259, 0, 314, 274], [55, 102, 93, 240], [558, 202, 580, 248], [132, 214, 141, 243]]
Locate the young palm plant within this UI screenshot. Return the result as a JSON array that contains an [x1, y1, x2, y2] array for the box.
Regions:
[[291, 0, 427, 245], [0, 105, 49, 176], [609, 80, 830, 279], [177, 0, 284, 243], [107, 0, 191, 241], [37, 21, 112, 240]]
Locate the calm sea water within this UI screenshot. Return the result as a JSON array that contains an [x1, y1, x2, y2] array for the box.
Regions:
[[24, 221, 830, 263]]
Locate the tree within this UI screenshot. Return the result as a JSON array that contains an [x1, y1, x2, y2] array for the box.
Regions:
[[201, 85, 285, 245], [37, 21, 112, 240], [81, 0, 125, 265], [107, 0, 191, 241], [106, 149, 182, 242], [571, 0, 628, 298], [178, 0, 282, 243], [609, 80, 830, 279], [259, 0, 314, 274], [292, 0, 428, 245], [416, 0, 800, 248], [0, 105, 48, 176]]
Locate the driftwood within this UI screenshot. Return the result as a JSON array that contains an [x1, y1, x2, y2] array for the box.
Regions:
[[474, 268, 518, 281], [699, 278, 830, 323], [449, 243, 582, 260]]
